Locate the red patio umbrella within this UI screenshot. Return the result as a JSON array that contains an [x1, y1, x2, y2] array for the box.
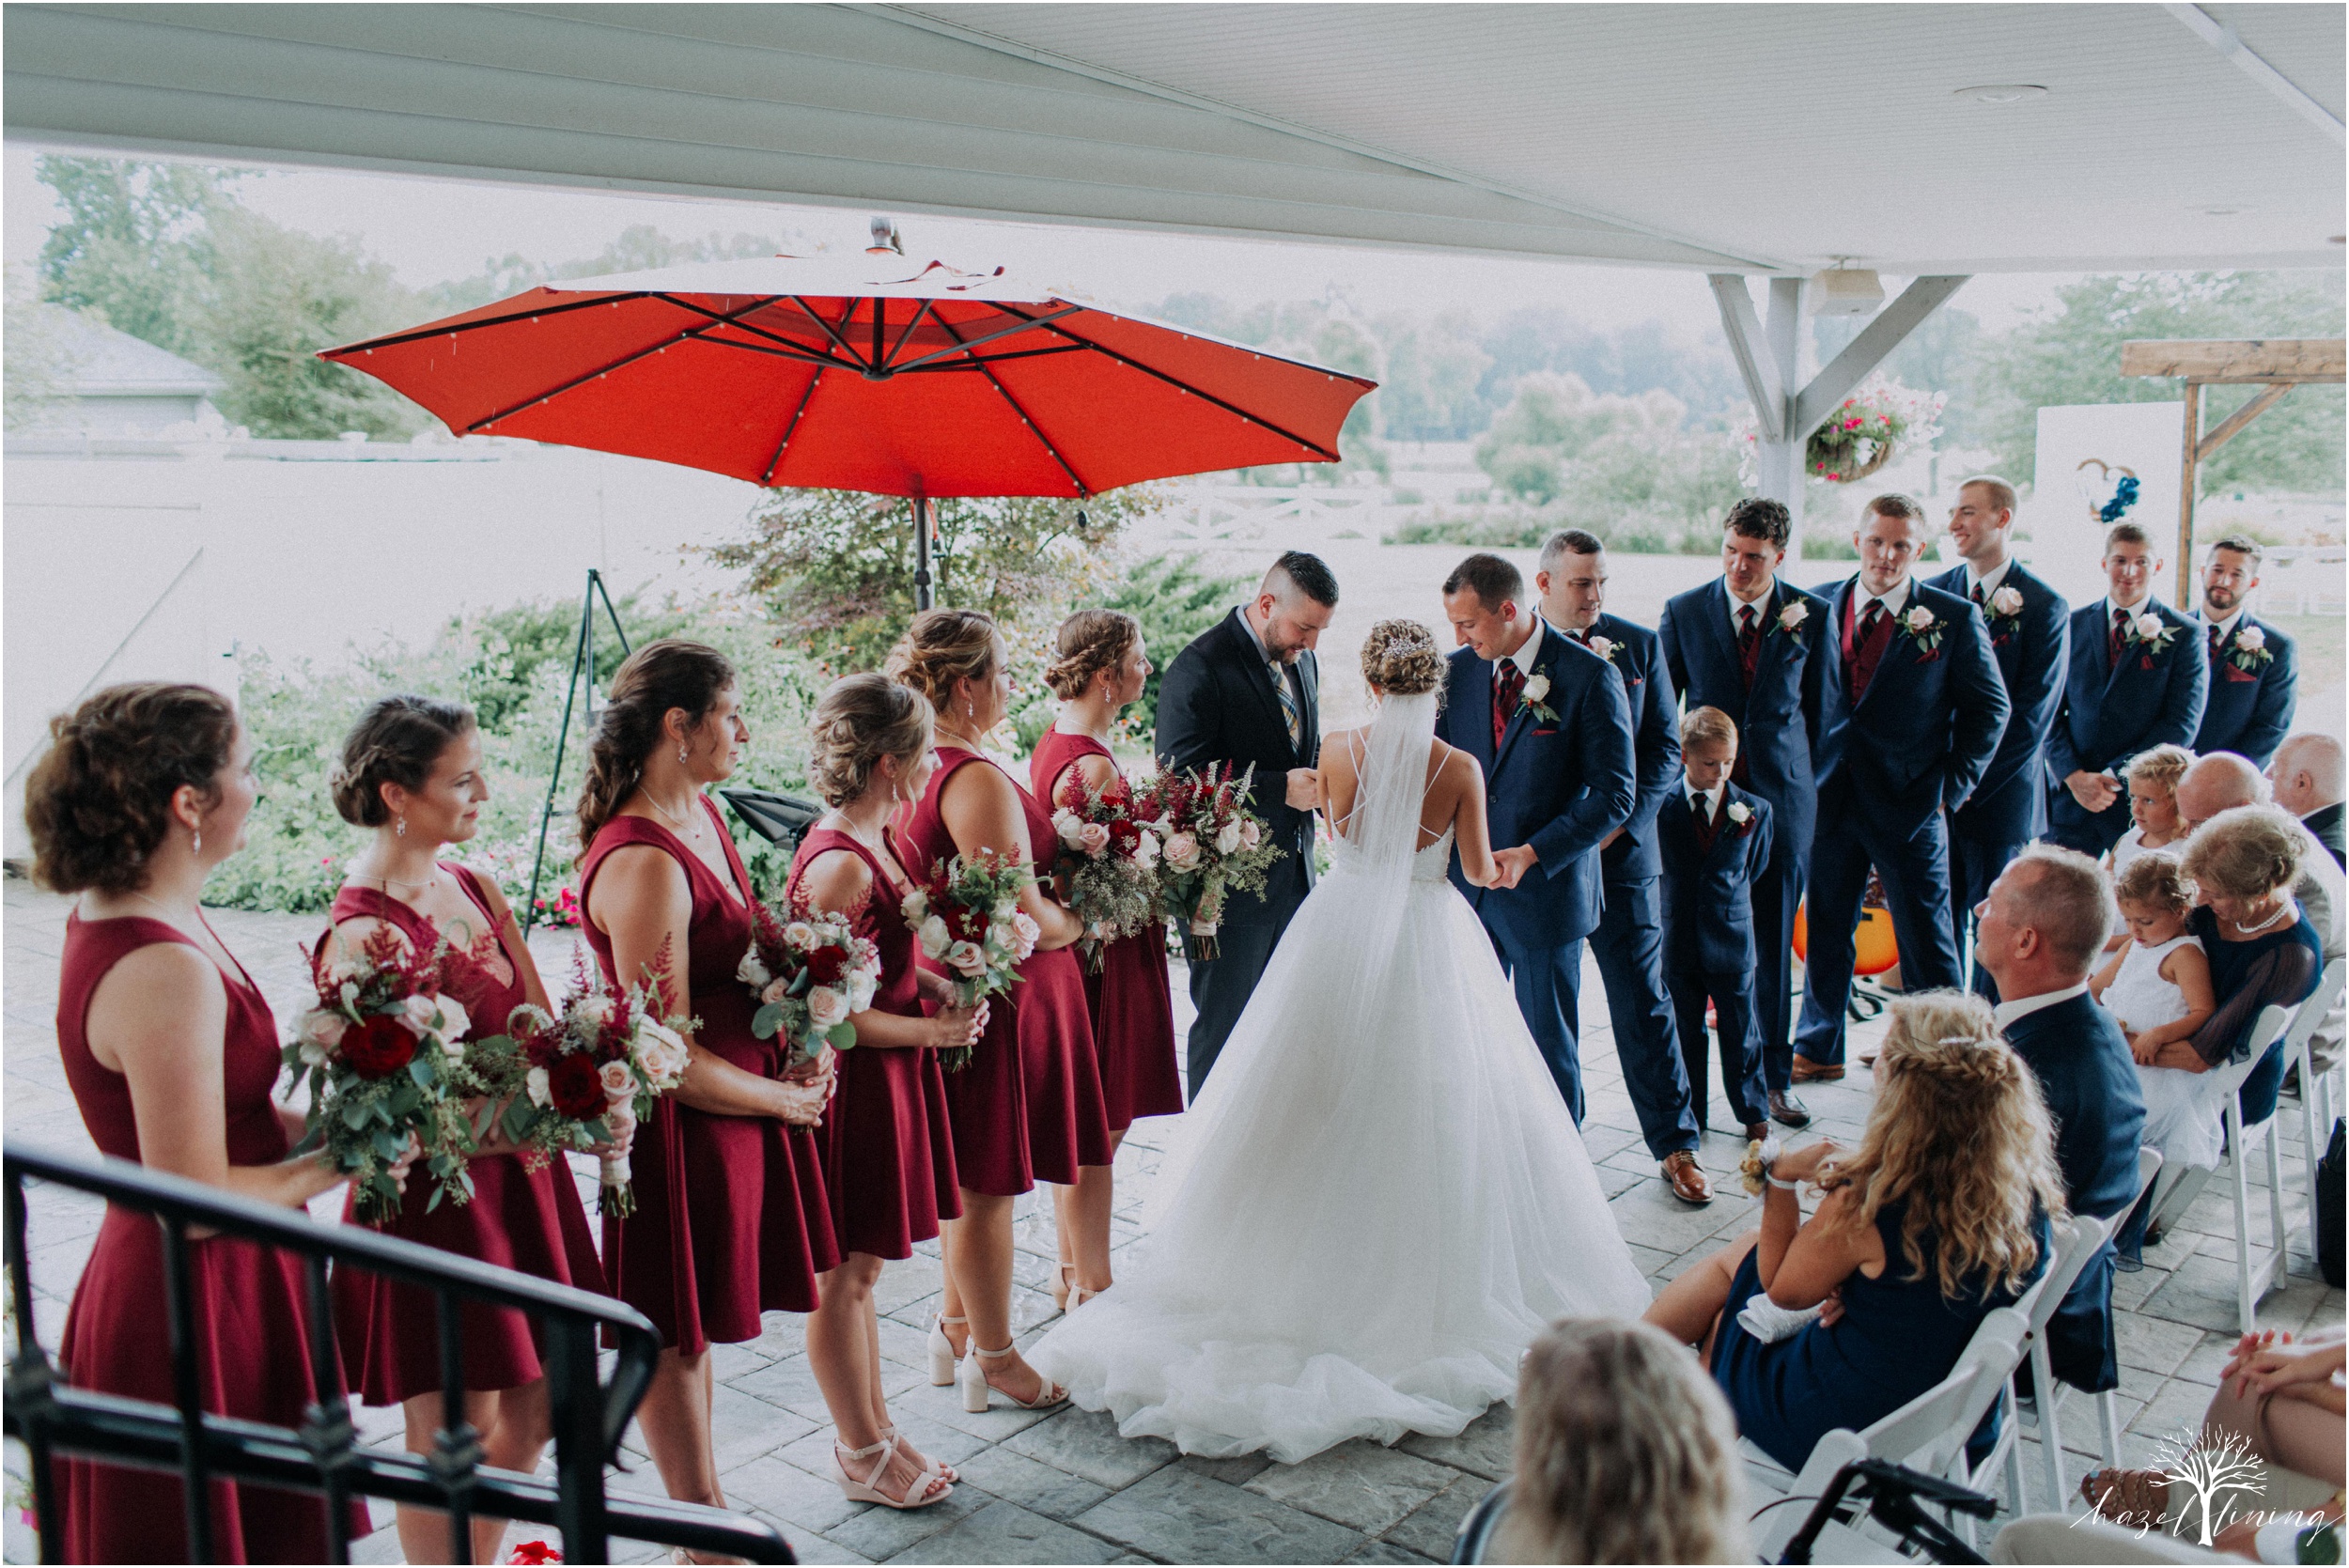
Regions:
[[321, 252, 1377, 604]]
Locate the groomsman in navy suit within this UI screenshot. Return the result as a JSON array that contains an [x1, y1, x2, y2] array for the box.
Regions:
[[1538, 529, 1710, 1203], [1657, 499, 1831, 1129], [2046, 522, 2210, 856], [1793, 493, 2009, 1077], [2192, 536, 2298, 768], [1438, 552, 1636, 1125], [1926, 476, 2069, 997]]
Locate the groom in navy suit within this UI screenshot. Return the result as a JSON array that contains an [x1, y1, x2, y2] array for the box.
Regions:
[[1926, 475, 2069, 997], [1793, 493, 2009, 1075], [1438, 553, 1636, 1124], [2046, 521, 2209, 855]]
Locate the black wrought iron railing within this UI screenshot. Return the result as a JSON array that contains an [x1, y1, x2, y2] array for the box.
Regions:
[[2, 1142, 793, 1564]]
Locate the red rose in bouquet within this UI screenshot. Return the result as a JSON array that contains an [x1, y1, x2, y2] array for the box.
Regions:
[[546, 1051, 609, 1120], [339, 1014, 421, 1080]]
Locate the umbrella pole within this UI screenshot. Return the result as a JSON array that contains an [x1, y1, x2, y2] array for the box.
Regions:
[[912, 495, 934, 612]]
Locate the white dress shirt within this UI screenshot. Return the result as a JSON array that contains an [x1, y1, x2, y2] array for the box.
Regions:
[[1852, 575, 1913, 626], [2103, 592, 2154, 626], [1502, 616, 1545, 678], [1726, 581, 1776, 641], [1686, 781, 1725, 822], [1993, 981, 2090, 1032], [2199, 608, 2244, 643], [1964, 557, 2014, 600]]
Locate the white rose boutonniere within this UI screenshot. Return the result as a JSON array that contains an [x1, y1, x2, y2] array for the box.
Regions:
[[1989, 585, 2026, 619], [1771, 601, 1808, 641], [1517, 671, 1559, 724], [1901, 603, 1946, 656], [2226, 624, 2274, 671], [2126, 613, 2180, 656], [1725, 801, 1752, 825], [1585, 635, 1617, 662]]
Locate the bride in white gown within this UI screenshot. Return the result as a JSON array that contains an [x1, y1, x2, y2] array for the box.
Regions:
[[1033, 619, 1651, 1464]]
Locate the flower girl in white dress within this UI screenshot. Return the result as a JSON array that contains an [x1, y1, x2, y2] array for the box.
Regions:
[[1033, 620, 1651, 1464], [2091, 853, 2218, 1167]]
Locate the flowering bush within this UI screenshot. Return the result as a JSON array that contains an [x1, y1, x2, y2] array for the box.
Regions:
[[903, 851, 1034, 1068], [284, 927, 488, 1221], [1137, 764, 1283, 960], [741, 902, 879, 1069], [1049, 768, 1165, 970]]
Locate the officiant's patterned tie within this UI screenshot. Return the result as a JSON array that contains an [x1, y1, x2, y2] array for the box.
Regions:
[[1270, 658, 1302, 750], [1493, 661, 1525, 749], [1735, 603, 1761, 688]]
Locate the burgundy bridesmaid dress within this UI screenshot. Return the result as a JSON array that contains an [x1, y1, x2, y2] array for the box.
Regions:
[[54, 913, 366, 1563], [580, 798, 839, 1355], [785, 827, 960, 1258], [1030, 730, 1186, 1129], [894, 746, 1112, 1195], [323, 866, 606, 1405]]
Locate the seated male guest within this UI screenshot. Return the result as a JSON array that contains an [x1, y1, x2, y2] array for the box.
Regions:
[[1928, 475, 2069, 997], [1973, 846, 2146, 1392], [1539, 529, 1708, 1201], [1657, 706, 1775, 1144], [2191, 536, 2297, 769], [2270, 733, 2347, 873], [2046, 522, 2209, 857], [1794, 493, 2009, 1079]]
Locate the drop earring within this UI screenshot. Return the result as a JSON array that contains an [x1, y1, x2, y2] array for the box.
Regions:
[[395, 815, 407, 838], [678, 745, 689, 764], [192, 827, 202, 855]]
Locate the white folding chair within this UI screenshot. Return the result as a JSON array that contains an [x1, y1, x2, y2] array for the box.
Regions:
[[1750, 1306, 2031, 1562], [2285, 955, 2344, 1258], [1975, 1212, 2106, 1518], [2142, 1005, 2294, 1330]]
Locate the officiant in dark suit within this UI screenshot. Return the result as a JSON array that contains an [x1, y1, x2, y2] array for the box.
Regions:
[[1156, 551, 1336, 1093], [1437, 552, 1636, 1124]]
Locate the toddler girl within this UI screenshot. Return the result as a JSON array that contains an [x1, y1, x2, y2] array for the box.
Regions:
[[2092, 852, 2219, 1170], [2108, 743, 2194, 884]]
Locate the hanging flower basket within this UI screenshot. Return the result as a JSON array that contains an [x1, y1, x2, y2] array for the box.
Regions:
[[1732, 373, 1946, 489]]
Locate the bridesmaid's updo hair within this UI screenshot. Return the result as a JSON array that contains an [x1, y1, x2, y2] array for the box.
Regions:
[[1360, 619, 1443, 696], [1044, 610, 1139, 701], [886, 609, 1001, 713], [574, 638, 737, 860], [809, 674, 933, 808], [23, 682, 239, 894], [330, 695, 474, 827]]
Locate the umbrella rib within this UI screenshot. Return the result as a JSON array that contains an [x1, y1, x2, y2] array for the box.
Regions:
[[991, 306, 1341, 462], [933, 313, 1091, 498], [788, 297, 872, 373], [325, 291, 647, 357], [682, 334, 863, 372], [653, 296, 863, 371], [760, 368, 824, 487], [882, 300, 935, 368], [887, 305, 1084, 376], [464, 299, 774, 433], [897, 344, 1089, 371]]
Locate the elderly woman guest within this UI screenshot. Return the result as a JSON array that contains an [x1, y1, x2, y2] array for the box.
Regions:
[[1500, 1318, 1749, 1564], [1644, 990, 2060, 1470]]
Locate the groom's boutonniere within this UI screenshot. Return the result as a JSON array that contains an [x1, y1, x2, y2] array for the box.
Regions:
[[1769, 601, 1808, 642], [1901, 603, 1946, 658], [1518, 672, 1559, 724], [2126, 612, 2179, 656], [2224, 623, 2273, 673]]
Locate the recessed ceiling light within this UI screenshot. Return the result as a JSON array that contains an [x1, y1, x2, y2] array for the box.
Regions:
[[2201, 207, 2248, 216], [1953, 84, 2050, 104]]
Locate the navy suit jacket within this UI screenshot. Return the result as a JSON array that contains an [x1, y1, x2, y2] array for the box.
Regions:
[[1156, 607, 1321, 886], [2046, 599, 2209, 788], [1812, 577, 2010, 830], [1657, 781, 1774, 975], [1579, 613, 1681, 887], [2194, 615, 2297, 767], [1439, 621, 1635, 948], [1927, 562, 2069, 845], [1657, 580, 1831, 867]]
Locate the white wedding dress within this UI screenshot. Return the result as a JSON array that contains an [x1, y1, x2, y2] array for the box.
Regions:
[[1032, 690, 1652, 1464]]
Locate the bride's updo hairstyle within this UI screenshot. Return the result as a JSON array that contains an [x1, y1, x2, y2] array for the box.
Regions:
[[886, 608, 1001, 717], [1502, 1317, 1748, 1564], [809, 674, 932, 808], [23, 683, 239, 894], [1043, 609, 1139, 701], [1360, 619, 1443, 696], [574, 638, 737, 861]]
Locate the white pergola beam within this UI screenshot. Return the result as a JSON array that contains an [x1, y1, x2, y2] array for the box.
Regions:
[[1709, 274, 1786, 443], [1792, 274, 1972, 439], [2165, 4, 2346, 147]]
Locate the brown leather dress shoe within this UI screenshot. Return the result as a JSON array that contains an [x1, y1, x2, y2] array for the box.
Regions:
[[1743, 1122, 1771, 1142], [1662, 1150, 1714, 1205], [1789, 1056, 1845, 1083], [1769, 1090, 1812, 1129]]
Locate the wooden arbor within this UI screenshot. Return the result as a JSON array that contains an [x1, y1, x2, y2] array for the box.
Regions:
[[2120, 338, 2347, 609]]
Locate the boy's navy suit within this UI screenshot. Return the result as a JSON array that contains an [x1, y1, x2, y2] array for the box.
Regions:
[[1657, 779, 1774, 1129]]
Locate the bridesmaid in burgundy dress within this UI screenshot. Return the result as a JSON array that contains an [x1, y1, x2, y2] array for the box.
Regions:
[[887, 609, 1111, 1414], [786, 674, 981, 1509], [24, 683, 386, 1563], [574, 639, 838, 1534], [1033, 611, 1186, 1311], [317, 695, 608, 1564]]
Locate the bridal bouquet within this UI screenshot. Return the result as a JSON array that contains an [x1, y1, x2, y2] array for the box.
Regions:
[[468, 949, 692, 1218], [1048, 769, 1165, 970], [740, 900, 881, 1069], [285, 926, 487, 1221], [903, 850, 1035, 1069], [1139, 763, 1283, 960]]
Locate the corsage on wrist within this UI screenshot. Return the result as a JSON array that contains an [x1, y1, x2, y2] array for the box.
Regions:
[[1738, 1136, 1784, 1197]]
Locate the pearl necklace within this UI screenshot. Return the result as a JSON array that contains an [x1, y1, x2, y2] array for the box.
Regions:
[[2226, 899, 2292, 939]]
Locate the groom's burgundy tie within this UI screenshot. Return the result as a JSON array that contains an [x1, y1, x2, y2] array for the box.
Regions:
[[1492, 660, 1525, 749]]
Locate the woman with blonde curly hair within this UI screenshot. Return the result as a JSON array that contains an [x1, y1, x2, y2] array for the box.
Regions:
[[1031, 609, 1183, 1313], [1500, 1318, 1750, 1564], [1646, 989, 2061, 1470]]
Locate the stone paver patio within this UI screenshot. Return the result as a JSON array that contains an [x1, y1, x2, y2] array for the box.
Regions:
[[4, 877, 2340, 1563]]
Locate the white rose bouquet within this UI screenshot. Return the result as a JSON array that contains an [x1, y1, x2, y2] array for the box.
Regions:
[[466, 947, 693, 1218], [741, 900, 880, 1068], [1046, 768, 1165, 970], [1137, 762, 1284, 960], [902, 850, 1034, 1069], [283, 925, 488, 1221]]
